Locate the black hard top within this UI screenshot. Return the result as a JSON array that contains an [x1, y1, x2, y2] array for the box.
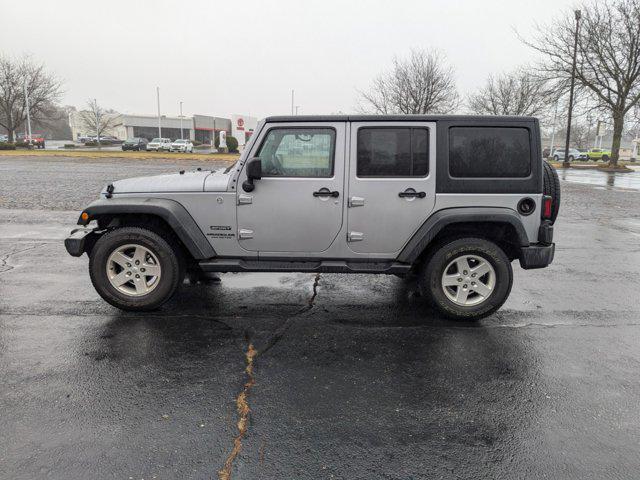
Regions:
[[264, 114, 538, 123]]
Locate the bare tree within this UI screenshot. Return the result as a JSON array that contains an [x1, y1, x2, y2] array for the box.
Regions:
[[468, 69, 551, 116], [358, 49, 459, 114], [525, 0, 640, 166], [0, 55, 62, 142], [79, 99, 121, 147]]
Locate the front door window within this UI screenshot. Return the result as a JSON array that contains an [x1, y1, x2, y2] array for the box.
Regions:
[[257, 128, 335, 177]]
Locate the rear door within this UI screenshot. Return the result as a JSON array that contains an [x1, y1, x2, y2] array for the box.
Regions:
[[346, 122, 436, 255]]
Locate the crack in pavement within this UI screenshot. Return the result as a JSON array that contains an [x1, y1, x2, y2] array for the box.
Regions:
[[217, 273, 321, 480], [218, 341, 257, 480], [0, 243, 46, 275], [258, 272, 321, 357]]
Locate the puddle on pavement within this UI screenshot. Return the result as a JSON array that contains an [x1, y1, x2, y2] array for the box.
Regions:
[[219, 271, 303, 289], [559, 167, 640, 191]]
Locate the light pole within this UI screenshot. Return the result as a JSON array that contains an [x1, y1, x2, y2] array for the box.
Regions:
[[179, 101, 184, 140], [156, 87, 162, 138], [291, 89, 294, 115], [563, 9, 581, 168], [94, 98, 101, 149], [23, 82, 32, 142]]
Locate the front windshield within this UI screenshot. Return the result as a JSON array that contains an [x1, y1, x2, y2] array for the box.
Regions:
[[174, 139, 186, 143], [151, 138, 161, 143]]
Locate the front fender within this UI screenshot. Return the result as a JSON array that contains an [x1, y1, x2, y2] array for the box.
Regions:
[[78, 197, 216, 260]]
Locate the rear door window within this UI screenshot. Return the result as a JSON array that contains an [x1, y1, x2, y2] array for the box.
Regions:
[[357, 127, 428, 177], [449, 127, 531, 178]]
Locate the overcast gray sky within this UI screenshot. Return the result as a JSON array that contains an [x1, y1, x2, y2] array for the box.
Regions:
[[1, 0, 577, 119]]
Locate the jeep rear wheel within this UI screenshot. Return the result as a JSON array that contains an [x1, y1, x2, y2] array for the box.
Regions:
[[419, 238, 513, 320], [89, 227, 184, 311]]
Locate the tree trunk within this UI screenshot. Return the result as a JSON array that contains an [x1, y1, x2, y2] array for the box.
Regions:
[[610, 110, 625, 167]]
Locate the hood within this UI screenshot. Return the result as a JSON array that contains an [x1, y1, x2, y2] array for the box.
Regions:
[[106, 168, 231, 194]]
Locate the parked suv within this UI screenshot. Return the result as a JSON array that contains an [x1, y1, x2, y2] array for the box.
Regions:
[[587, 148, 611, 161], [551, 147, 585, 161], [146, 138, 172, 151], [65, 115, 558, 320]]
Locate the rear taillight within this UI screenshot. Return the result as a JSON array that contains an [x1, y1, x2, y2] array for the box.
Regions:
[[542, 195, 553, 219]]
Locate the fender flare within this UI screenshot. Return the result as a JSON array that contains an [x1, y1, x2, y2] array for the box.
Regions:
[[397, 207, 530, 264], [78, 197, 216, 260]]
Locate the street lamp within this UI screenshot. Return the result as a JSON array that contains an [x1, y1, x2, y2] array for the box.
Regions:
[[563, 9, 581, 168], [179, 101, 184, 140]]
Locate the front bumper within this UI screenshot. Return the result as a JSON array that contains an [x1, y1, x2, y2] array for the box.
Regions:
[[64, 227, 97, 257]]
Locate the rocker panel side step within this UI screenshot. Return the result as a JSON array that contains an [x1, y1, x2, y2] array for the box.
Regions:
[[198, 258, 411, 274]]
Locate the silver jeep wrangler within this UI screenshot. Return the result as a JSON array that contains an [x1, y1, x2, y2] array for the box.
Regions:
[[65, 115, 559, 320]]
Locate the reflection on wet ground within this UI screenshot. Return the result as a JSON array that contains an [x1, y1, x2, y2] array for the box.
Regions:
[[559, 166, 640, 191]]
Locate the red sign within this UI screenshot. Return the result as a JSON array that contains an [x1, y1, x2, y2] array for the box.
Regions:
[[236, 118, 245, 130]]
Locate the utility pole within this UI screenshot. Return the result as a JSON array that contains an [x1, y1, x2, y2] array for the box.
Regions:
[[23, 82, 32, 142], [563, 9, 581, 168], [157, 86, 162, 138], [291, 89, 294, 115], [179, 101, 184, 140], [548, 101, 559, 157]]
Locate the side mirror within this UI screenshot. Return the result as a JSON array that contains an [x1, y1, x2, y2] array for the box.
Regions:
[[242, 157, 262, 192]]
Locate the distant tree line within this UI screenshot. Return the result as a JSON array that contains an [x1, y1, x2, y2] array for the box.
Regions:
[[359, 0, 640, 166]]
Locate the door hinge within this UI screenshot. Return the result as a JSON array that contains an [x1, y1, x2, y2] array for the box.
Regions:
[[237, 194, 253, 205], [348, 196, 365, 207], [238, 229, 254, 239], [347, 231, 364, 242]]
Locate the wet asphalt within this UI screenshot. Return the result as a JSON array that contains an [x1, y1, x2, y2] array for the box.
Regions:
[[1, 156, 640, 480]]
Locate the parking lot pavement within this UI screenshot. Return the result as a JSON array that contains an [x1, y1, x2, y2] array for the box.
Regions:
[[1, 155, 640, 480]]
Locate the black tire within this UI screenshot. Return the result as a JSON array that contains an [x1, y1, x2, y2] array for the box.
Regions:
[[89, 227, 184, 311], [568, 155, 574, 162], [602, 154, 609, 162], [553, 155, 559, 161], [542, 160, 561, 224], [419, 238, 513, 321]]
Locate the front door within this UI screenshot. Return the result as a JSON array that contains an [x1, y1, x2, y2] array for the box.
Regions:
[[236, 122, 345, 254], [346, 122, 436, 255]]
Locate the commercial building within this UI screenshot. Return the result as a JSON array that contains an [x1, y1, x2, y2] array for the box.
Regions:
[[69, 110, 257, 145]]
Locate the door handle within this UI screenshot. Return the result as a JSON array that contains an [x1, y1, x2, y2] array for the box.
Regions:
[[313, 188, 339, 198], [398, 189, 426, 198]]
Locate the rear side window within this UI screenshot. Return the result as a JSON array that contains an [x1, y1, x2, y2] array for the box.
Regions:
[[449, 127, 531, 178], [357, 127, 428, 177]]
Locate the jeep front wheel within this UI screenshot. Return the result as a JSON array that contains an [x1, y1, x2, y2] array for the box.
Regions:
[[89, 227, 184, 311], [419, 238, 513, 320]]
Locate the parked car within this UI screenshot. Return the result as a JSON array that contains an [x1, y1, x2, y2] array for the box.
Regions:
[[0, 134, 8, 142], [122, 138, 148, 151], [587, 148, 611, 161], [170, 139, 194, 153], [146, 138, 172, 151], [99, 135, 121, 144], [65, 115, 559, 320], [551, 148, 586, 161]]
